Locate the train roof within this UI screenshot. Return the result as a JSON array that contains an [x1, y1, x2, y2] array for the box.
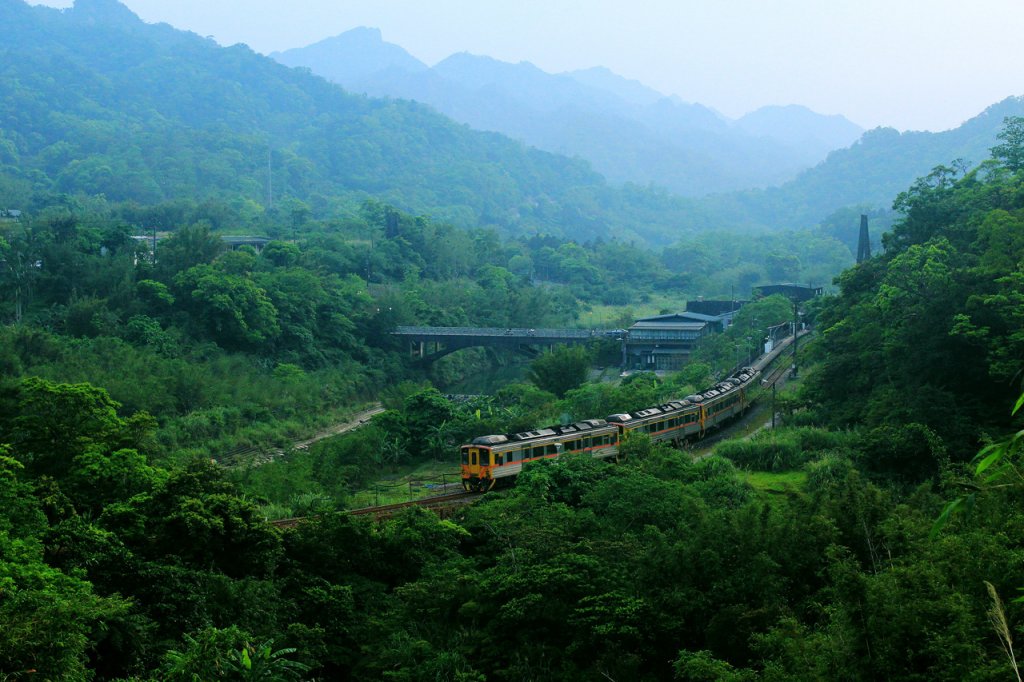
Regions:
[[468, 418, 614, 447], [467, 367, 761, 444], [607, 398, 697, 424], [609, 368, 760, 422]]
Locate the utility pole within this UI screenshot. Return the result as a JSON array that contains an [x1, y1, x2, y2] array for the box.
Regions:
[[761, 377, 777, 429], [266, 147, 273, 208], [791, 298, 800, 379]]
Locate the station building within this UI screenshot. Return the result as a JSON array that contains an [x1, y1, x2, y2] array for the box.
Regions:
[[624, 302, 743, 371]]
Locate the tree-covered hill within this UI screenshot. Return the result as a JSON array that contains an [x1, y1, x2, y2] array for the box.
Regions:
[[802, 117, 1024, 454], [0, 0, 711, 245], [5, 106, 1024, 681], [4, 0, 1023, 245], [712, 96, 1024, 230]]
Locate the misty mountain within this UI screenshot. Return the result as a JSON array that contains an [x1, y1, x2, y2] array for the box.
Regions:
[[274, 28, 864, 196], [0, 0, 724, 245], [736, 105, 865, 168], [711, 96, 1024, 230], [3, 0, 1021, 250], [271, 27, 427, 87], [564, 67, 667, 108]]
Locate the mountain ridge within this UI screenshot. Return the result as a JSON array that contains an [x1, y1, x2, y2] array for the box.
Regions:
[[275, 27, 864, 196]]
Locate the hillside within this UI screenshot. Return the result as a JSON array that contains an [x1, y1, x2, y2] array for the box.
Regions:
[[273, 28, 864, 197], [712, 96, 1024, 229], [3, 0, 1022, 245], [0, 0, 709, 245]]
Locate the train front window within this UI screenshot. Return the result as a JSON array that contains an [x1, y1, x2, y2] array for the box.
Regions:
[[461, 447, 469, 465]]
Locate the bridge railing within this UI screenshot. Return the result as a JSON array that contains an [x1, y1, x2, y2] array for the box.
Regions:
[[394, 326, 625, 339]]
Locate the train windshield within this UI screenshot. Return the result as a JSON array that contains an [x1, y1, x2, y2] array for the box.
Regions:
[[461, 447, 470, 465]]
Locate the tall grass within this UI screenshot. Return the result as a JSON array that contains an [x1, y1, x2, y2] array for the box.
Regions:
[[715, 427, 855, 471]]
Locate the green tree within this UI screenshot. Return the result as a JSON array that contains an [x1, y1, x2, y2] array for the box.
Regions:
[[176, 265, 280, 350], [992, 116, 1024, 172], [0, 531, 130, 680], [528, 344, 593, 398], [9, 377, 128, 478]]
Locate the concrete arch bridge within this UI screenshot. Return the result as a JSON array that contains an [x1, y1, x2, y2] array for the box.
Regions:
[[393, 326, 625, 363]]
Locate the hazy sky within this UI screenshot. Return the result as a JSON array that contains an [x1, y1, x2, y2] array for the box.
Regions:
[[33, 0, 1024, 132]]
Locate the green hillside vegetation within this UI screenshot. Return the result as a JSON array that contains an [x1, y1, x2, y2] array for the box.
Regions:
[[0, 0, 719, 246], [2, 120, 1024, 678], [4, 0, 1024, 675], [4, 0, 1015, 252]]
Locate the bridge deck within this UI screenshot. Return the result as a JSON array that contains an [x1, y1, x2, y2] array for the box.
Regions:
[[393, 326, 625, 362], [394, 326, 624, 342]]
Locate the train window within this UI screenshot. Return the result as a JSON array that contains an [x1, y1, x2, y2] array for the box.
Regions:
[[582, 437, 591, 449], [532, 446, 544, 459], [496, 453, 504, 465], [479, 451, 490, 466], [546, 444, 558, 455], [470, 451, 477, 466], [461, 448, 469, 465]]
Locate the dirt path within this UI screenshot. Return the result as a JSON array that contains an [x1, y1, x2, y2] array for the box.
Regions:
[[290, 404, 385, 451], [226, 404, 385, 466]]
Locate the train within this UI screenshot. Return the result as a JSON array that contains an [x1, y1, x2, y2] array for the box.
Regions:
[[460, 365, 762, 491]]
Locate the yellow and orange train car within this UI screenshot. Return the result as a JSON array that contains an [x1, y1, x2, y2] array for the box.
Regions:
[[461, 366, 760, 491]]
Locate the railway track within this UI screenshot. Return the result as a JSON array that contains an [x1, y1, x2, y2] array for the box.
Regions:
[[221, 404, 384, 466], [269, 491, 479, 528]]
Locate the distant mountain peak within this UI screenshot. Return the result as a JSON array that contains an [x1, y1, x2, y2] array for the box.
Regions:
[[736, 105, 863, 155], [70, 0, 142, 28], [272, 25, 426, 87], [342, 26, 381, 40]]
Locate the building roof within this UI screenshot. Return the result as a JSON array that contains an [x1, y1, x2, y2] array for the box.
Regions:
[[677, 311, 724, 322], [630, 319, 706, 331], [686, 299, 745, 316], [635, 313, 696, 323], [637, 311, 733, 324]]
